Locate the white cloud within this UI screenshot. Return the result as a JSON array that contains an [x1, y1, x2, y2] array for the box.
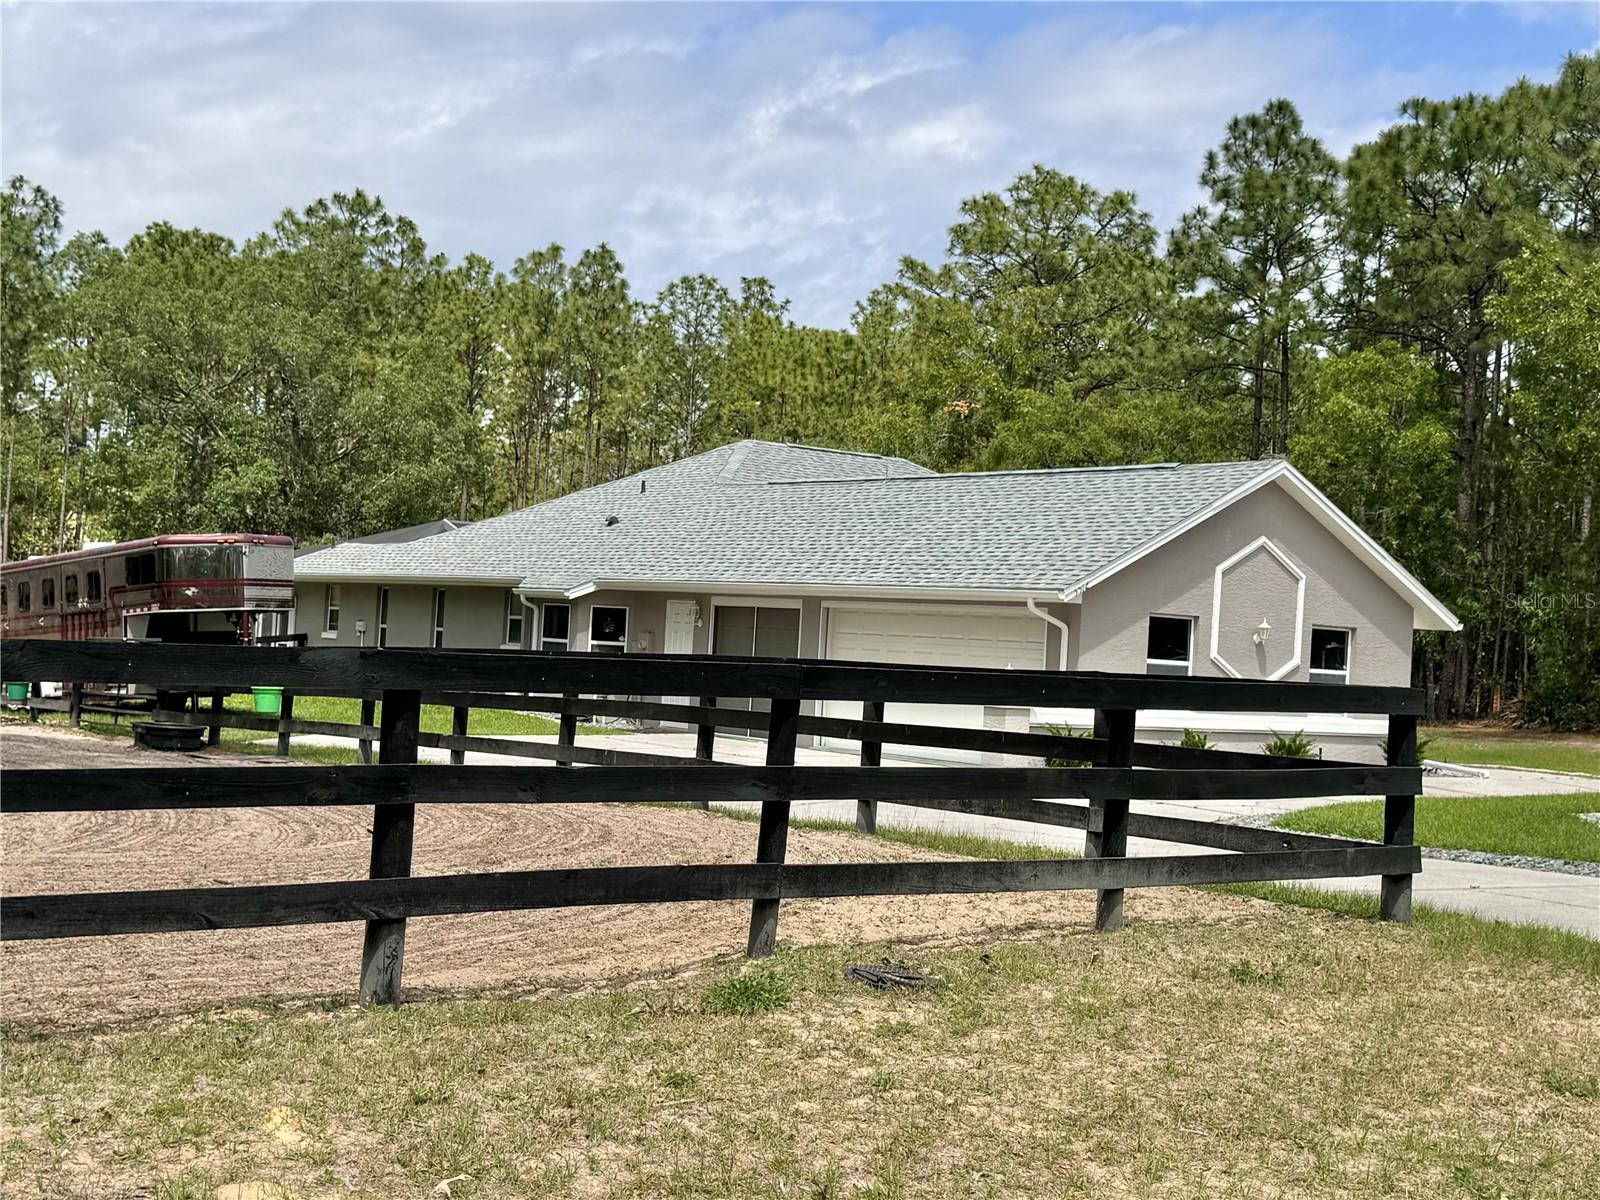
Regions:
[[1, 2, 1586, 327]]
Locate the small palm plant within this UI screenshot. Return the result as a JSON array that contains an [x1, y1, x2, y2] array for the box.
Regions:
[[1262, 729, 1318, 759]]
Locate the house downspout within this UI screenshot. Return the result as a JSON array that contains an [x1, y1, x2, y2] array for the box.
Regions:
[[1026, 597, 1071, 671]]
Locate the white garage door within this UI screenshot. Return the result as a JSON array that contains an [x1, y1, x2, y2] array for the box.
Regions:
[[822, 605, 1047, 759]]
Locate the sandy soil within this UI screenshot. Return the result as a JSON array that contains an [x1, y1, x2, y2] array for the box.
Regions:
[[1, 724, 1240, 1029]]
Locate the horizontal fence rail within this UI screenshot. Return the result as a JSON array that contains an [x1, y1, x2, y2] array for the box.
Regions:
[[0, 640, 1423, 1006], [4, 848, 1419, 942], [4, 640, 1425, 714]]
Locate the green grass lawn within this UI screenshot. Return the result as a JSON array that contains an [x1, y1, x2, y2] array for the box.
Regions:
[[1421, 727, 1599, 776], [6, 693, 621, 767], [1273, 791, 1600, 863], [218, 692, 620, 739]]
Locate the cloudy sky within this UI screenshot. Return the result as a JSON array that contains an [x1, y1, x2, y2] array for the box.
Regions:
[[4, 1, 1596, 326]]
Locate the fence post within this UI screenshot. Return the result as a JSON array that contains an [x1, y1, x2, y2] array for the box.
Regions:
[[747, 696, 801, 958], [68, 684, 82, 729], [449, 704, 469, 766], [1382, 713, 1418, 924], [1086, 708, 1136, 933], [206, 690, 222, 746], [556, 693, 578, 767], [27, 680, 40, 723], [693, 695, 716, 809], [276, 692, 295, 757], [357, 697, 376, 765], [359, 688, 421, 1006], [856, 699, 884, 833]]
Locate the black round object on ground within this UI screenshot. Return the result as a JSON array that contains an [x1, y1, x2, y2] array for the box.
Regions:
[[132, 721, 206, 752]]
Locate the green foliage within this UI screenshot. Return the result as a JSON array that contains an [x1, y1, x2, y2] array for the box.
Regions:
[[703, 968, 791, 1016], [1042, 723, 1092, 768], [1178, 728, 1212, 750], [1262, 730, 1317, 759], [3, 54, 1598, 726]]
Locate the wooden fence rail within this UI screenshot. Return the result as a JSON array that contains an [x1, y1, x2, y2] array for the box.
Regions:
[[1, 641, 1422, 1008]]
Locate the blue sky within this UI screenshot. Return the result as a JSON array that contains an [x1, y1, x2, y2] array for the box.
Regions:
[[4, 1, 1596, 327]]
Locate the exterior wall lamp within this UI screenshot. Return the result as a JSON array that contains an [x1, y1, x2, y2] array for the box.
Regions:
[[1252, 618, 1272, 646]]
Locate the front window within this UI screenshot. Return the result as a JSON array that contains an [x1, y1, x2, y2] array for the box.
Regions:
[[65, 574, 79, 605], [432, 589, 447, 648], [1145, 615, 1193, 676], [157, 544, 244, 581], [504, 591, 525, 647], [589, 605, 628, 654], [324, 584, 341, 634], [41, 577, 55, 609], [1310, 627, 1351, 684], [86, 570, 102, 602], [541, 603, 570, 651]]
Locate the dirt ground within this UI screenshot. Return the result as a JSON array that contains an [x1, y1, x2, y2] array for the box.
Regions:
[[1, 724, 1240, 1030]]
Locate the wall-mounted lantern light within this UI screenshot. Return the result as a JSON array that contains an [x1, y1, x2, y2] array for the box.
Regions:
[[1252, 618, 1272, 646]]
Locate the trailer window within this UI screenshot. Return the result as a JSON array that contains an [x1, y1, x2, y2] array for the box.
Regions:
[[126, 552, 157, 587], [65, 573, 79, 605], [41, 577, 55, 609], [86, 570, 103, 602], [18, 581, 32, 612], [1, 583, 7, 613]]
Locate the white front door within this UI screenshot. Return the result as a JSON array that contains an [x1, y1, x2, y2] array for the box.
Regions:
[[663, 600, 699, 710]]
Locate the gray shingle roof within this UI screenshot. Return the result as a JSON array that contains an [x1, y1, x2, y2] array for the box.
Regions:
[[294, 440, 1281, 595]]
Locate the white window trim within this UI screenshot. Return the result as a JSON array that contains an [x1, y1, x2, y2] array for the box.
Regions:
[[539, 601, 571, 651], [587, 604, 630, 650], [1144, 613, 1195, 676], [322, 583, 341, 639], [432, 588, 447, 649], [376, 587, 389, 649], [502, 589, 525, 650], [1309, 626, 1353, 684]]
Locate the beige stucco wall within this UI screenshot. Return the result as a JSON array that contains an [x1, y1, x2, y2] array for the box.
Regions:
[[1075, 483, 1415, 686]]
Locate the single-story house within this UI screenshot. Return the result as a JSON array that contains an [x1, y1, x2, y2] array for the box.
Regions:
[[293, 440, 1459, 760]]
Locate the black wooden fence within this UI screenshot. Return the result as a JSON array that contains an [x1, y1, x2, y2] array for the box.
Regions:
[[1, 641, 1422, 1007]]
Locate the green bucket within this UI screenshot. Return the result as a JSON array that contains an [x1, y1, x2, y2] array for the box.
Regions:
[[4, 682, 27, 702], [252, 686, 283, 716]]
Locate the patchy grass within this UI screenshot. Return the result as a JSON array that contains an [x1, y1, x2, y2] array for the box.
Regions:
[[1422, 724, 1599, 776], [1272, 791, 1600, 863], [1208, 881, 1600, 977], [712, 807, 1074, 862], [4, 909, 1598, 1200], [702, 967, 792, 1015]]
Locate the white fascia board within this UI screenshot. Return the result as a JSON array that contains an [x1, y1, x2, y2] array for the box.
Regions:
[[551, 578, 1075, 604], [1271, 464, 1462, 633], [1069, 461, 1461, 634]]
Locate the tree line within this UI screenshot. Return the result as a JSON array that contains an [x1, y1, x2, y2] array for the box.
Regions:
[[2, 54, 1595, 725]]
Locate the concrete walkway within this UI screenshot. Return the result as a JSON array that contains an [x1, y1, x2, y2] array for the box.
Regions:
[[283, 728, 1600, 939]]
